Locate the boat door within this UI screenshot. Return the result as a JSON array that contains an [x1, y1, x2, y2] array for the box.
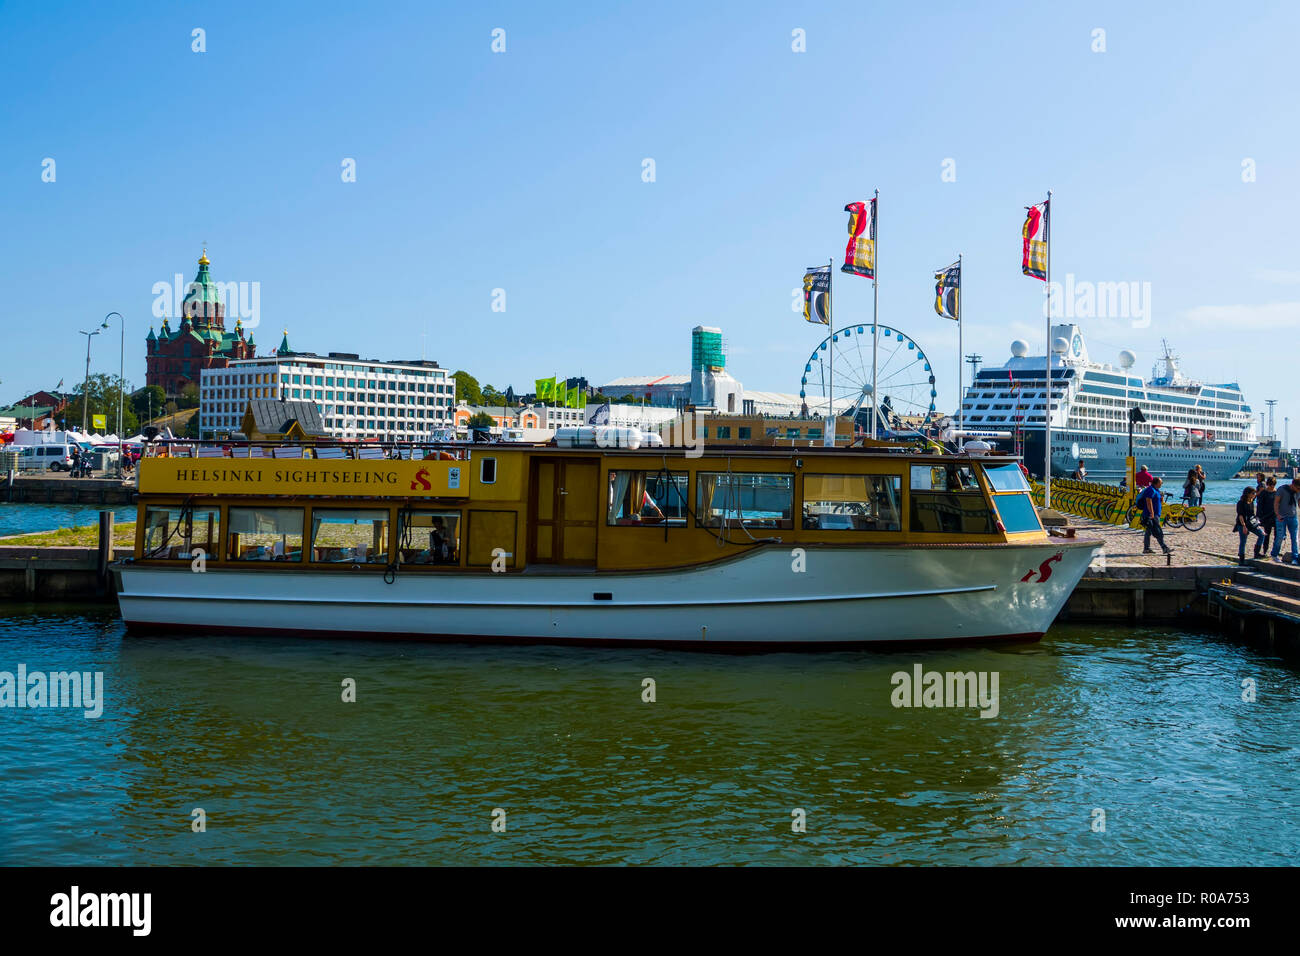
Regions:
[[529, 458, 599, 565]]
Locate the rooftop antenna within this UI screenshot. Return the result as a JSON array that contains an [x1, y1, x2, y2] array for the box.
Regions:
[[964, 353, 982, 379]]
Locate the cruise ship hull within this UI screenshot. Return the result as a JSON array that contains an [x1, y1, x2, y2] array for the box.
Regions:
[[1020, 430, 1255, 482], [116, 540, 1099, 649]]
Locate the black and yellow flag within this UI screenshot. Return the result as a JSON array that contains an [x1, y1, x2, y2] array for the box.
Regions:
[[802, 265, 831, 324], [934, 260, 960, 320]]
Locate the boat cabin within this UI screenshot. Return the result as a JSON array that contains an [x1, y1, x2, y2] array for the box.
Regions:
[[131, 443, 1048, 573]]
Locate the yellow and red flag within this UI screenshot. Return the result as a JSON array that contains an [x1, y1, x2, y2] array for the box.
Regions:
[[1022, 200, 1049, 281], [841, 200, 876, 279]]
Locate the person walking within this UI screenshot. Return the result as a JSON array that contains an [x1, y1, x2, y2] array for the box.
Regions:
[[1235, 487, 1266, 564], [1257, 476, 1277, 558], [1137, 476, 1173, 556], [1194, 465, 1206, 505], [1271, 477, 1300, 564]]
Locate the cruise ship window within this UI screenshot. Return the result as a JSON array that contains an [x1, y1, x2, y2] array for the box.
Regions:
[[310, 509, 390, 564], [226, 507, 304, 562], [802, 474, 901, 532]]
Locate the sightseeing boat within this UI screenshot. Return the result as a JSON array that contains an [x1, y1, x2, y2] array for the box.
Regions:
[[115, 441, 1101, 648]]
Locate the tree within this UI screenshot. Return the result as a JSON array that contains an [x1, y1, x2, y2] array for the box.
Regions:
[[63, 373, 140, 435], [481, 384, 507, 406], [452, 370, 483, 406], [177, 382, 200, 409], [131, 385, 166, 424], [182, 412, 202, 438], [467, 411, 495, 429]]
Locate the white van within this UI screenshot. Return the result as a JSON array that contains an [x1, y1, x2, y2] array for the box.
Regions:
[[17, 443, 76, 472]]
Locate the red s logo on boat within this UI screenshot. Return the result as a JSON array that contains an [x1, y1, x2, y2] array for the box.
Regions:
[[410, 468, 432, 491], [1020, 552, 1063, 583]]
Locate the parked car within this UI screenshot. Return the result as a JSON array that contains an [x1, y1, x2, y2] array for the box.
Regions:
[[16, 443, 76, 472]]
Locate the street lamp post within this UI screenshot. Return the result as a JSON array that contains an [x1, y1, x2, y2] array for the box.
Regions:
[[77, 328, 102, 434], [101, 312, 124, 477]]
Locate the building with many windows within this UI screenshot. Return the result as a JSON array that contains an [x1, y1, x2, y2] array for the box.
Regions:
[[199, 335, 455, 441]]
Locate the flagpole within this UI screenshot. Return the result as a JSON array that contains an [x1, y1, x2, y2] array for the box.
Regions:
[[957, 253, 964, 449], [827, 257, 835, 445], [871, 188, 879, 440], [1044, 190, 1053, 508]]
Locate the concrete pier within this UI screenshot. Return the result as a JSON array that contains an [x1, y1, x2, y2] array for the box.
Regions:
[[3, 472, 136, 505]]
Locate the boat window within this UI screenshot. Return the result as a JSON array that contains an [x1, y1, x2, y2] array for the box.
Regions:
[[607, 470, 689, 526], [696, 473, 794, 530], [802, 474, 901, 531], [399, 510, 461, 565], [993, 493, 1042, 533], [310, 508, 390, 563], [143, 504, 220, 560], [910, 463, 979, 492], [226, 507, 305, 562], [480, 457, 497, 484], [981, 462, 1030, 492], [908, 466, 995, 534]]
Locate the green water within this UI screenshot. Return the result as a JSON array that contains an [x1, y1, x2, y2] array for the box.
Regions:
[[1, 606, 1297, 865]]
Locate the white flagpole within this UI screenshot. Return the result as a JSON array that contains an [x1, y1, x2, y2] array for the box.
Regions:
[[826, 258, 835, 446], [957, 254, 964, 449], [871, 189, 879, 440], [1043, 191, 1053, 508]]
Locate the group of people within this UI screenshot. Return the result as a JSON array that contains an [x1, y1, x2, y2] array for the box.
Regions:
[[1129, 464, 1204, 556], [1236, 473, 1300, 564]]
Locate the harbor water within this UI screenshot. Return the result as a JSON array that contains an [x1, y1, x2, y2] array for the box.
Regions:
[[2, 606, 1297, 865], [0, 503, 137, 539]]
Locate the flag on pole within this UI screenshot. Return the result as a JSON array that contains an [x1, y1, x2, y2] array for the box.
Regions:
[[841, 200, 876, 279], [567, 387, 584, 409], [934, 260, 960, 320], [535, 378, 554, 401], [802, 265, 831, 324], [1022, 200, 1049, 280]]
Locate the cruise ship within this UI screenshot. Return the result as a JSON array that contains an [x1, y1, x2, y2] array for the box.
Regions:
[[958, 324, 1256, 481]]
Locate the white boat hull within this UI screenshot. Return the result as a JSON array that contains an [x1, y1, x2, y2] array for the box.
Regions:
[[115, 539, 1100, 648]]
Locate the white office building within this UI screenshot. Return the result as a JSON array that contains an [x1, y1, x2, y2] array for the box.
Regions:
[[199, 350, 455, 441]]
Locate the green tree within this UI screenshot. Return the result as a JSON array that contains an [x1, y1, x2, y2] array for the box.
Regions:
[[131, 385, 166, 425], [182, 412, 202, 439], [63, 374, 140, 435], [481, 384, 507, 406], [452, 370, 483, 406], [177, 382, 200, 409], [467, 411, 495, 429]]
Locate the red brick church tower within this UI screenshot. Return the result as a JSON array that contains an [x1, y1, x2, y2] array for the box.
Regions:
[[145, 250, 256, 396]]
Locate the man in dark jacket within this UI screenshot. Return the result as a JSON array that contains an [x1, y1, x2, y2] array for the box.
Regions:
[[1256, 477, 1277, 557]]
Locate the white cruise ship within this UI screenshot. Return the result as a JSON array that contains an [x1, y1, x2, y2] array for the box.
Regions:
[[957, 324, 1257, 481]]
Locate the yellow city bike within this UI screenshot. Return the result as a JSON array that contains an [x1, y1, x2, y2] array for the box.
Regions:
[[1125, 501, 1206, 531]]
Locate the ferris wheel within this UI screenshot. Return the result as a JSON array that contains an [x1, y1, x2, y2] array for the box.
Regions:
[[799, 324, 938, 435]]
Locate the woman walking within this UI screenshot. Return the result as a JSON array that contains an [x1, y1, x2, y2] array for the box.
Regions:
[[1235, 486, 1266, 564]]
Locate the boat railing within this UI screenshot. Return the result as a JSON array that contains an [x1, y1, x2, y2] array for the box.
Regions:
[[139, 440, 478, 461]]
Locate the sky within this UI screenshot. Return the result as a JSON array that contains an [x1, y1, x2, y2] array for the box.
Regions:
[[2, 0, 1298, 441]]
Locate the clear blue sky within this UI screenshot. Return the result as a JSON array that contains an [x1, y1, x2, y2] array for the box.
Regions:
[[2, 1, 1297, 439]]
